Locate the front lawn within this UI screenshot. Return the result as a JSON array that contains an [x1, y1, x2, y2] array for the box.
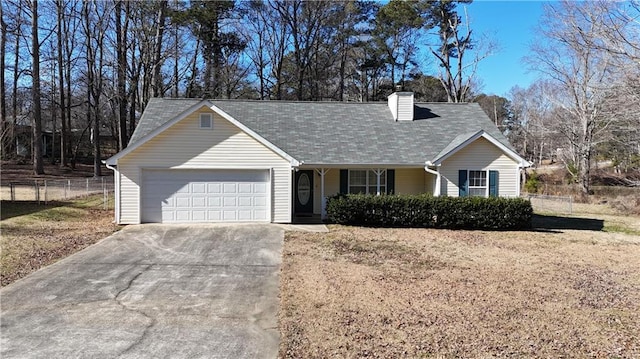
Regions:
[[0, 196, 120, 286], [280, 218, 640, 357]]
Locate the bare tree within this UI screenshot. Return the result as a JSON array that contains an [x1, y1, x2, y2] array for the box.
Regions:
[[529, 0, 617, 194], [115, 0, 127, 150], [30, 0, 44, 174], [429, 1, 492, 103], [1, 2, 8, 157], [55, 0, 67, 166], [508, 81, 564, 166], [151, 0, 167, 98]]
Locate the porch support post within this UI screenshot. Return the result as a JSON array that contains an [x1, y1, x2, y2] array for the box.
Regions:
[[315, 168, 330, 220], [373, 168, 385, 196]]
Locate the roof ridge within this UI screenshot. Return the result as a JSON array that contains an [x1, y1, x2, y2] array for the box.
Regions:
[[149, 97, 479, 106]]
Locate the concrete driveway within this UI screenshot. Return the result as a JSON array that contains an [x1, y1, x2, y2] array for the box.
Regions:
[[0, 224, 283, 359]]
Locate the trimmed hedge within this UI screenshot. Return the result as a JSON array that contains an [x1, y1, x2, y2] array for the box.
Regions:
[[326, 194, 532, 230]]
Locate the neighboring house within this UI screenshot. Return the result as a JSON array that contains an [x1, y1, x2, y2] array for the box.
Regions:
[[105, 92, 530, 224]]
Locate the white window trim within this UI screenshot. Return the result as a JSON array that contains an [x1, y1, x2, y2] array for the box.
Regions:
[[199, 113, 213, 129], [468, 170, 489, 197], [348, 169, 387, 195]]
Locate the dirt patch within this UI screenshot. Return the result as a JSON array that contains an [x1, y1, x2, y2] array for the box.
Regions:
[[279, 226, 640, 358], [0, 197, 120, 286]]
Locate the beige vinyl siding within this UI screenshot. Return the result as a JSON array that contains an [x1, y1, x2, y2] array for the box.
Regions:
[[440, 137, 519, 197], [394, 168, 431, 194], [118, 106, 291, 224], [312, 169, 340, 214], [309, 168, 434, 214]]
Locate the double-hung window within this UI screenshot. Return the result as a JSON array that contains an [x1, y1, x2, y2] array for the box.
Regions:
[[349, 169, 386, 194], [468, 170, 487, 197], [459, 169, 498, 197]]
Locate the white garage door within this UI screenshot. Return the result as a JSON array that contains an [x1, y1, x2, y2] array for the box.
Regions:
[[141, 169, 269, 223]]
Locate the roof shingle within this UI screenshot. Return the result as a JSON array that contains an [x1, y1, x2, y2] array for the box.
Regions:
[[129, 98, 513, 166]]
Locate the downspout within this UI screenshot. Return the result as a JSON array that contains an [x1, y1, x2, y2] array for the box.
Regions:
[[424, 162, 441, 196], [104, 161, 119, 224]]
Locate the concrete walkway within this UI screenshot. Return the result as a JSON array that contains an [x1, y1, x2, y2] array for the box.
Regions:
[[0, 224, 283, 359]]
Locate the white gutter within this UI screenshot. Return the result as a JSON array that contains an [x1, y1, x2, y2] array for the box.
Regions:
[[424, 163, 441, 196], [103, 161, 119, 224]]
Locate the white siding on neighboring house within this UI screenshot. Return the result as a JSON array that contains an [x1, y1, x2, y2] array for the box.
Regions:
[[440, 137, 520, 197], [117, 106, 291, 224]]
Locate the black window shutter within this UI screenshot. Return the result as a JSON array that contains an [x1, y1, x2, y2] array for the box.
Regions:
[[489, 170, 498, 197], [458, 170, 468, 197], [386, 169, 395, 194], [340, 169, 348, 194]]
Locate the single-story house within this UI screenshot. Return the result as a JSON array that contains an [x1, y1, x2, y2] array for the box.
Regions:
[[105, 92, 530, 224]]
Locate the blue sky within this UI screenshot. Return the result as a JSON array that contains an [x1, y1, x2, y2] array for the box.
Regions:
[[464, 1, 547, 97]]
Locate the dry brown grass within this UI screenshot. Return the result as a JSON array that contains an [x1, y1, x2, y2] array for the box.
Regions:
[[0, 196, 120, 286], [279, 222, 640, 358]]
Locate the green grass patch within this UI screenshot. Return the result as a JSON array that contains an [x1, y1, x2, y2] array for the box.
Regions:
[[1, 195, 111, 221], [603, 223, 640, 236]]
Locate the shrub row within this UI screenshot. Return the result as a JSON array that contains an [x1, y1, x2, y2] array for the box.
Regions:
[[326, 194, 532, 230]]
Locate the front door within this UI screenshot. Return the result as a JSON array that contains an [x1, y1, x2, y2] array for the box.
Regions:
[[294, 170, 314, 216]]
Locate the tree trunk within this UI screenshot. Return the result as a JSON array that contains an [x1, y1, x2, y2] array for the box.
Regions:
[[0, 2, 7, 158], [56, 0, 66, 167], [173, 4, 179, 98], [50, 58, 56, 165], [11, 1, 22, 159], [151, 0, 167, 98], [63, 2, 72, 163], [31, 0, 44, 175], [115, 0, 127, 150]]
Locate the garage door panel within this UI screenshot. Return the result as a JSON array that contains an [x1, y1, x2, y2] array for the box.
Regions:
[[141, 169, 269, 223], [238, 210, 253, 221], [208, 210, 221, 220], [192, 210, 206, 221], [176, 211, 190, 221], [192, 197, 206, 207], [192, 183, 206, 193], [176, 197, 190, 208], [223, 196, 237, 206], [223, 211, 237, 221], [161, 211, 175, 222], [208, 183, 221, 193], [238, 183, 252, 193], [238, 196, 252, 206]]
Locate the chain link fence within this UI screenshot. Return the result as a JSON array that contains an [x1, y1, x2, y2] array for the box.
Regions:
[[526, 194, 573, 214], [1, 177, 114, 209]]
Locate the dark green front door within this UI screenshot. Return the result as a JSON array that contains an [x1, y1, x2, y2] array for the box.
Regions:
[[294, 170, 314, 216]]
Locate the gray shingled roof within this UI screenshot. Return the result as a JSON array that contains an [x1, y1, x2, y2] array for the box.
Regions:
[[128, 98, 513, 166]]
